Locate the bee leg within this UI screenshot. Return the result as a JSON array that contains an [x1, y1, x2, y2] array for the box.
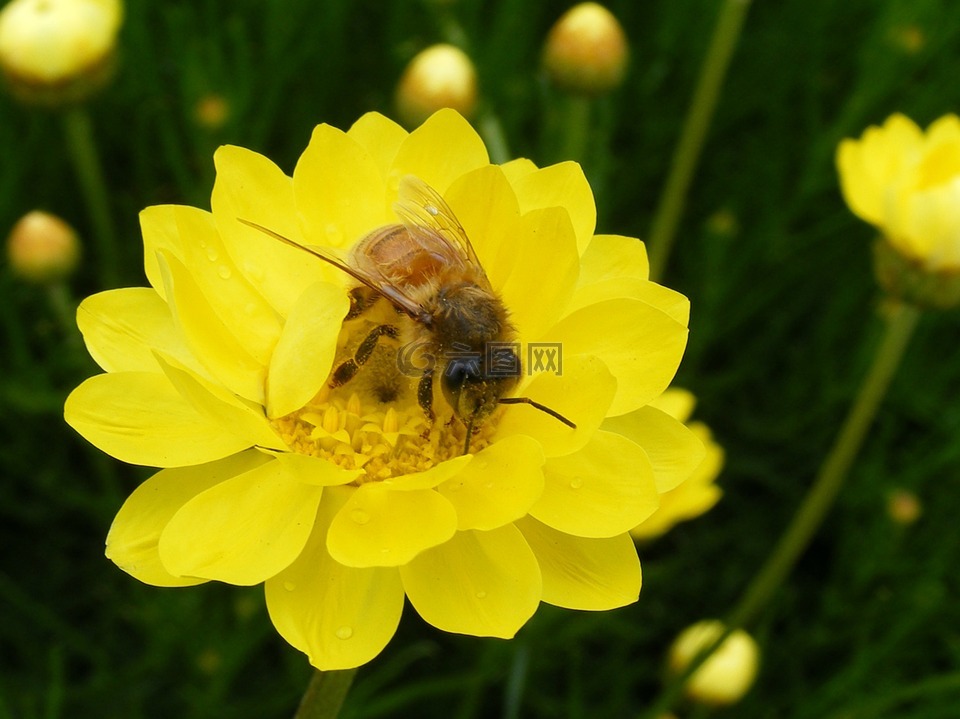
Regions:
[[345, 287, 381, 320], [417, 368, 435, 423], [330, 324, 399, 387]]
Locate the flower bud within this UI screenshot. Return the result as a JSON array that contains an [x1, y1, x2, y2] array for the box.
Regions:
[[395, 44, 477, 128], [887, 488, 922, 525], [7, 210, 81, 283], [0, 0, 123, 106], [542, 2, 628, 96], [667, 620, 759, 706], [194, 93, 230, 131]]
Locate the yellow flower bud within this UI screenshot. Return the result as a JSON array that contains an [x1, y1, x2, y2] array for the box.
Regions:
[[667, 620, 759, 706], [6, 210, 81, 283], [395, 44, 478, 128], [194, 93, 230, 131], [838, 113, 960, 308], [0, 0, 123, 106], [887, 488, 922, 525], [542, 2, 628, 96]]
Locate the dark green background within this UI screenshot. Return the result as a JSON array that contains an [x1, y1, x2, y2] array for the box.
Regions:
[[2, 0, 959, 717]]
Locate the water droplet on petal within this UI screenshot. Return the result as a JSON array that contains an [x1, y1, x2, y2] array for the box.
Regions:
[[218, 265, 232, 279], [206, 246, 219, 262], [569, 477, 583, 489], [335, 626, 353, 640], [351, 509, 370, 525], [325, 223, 342, 245], [283, 581, 296, 592], [475, 590, 487, 599], [243, 262, 264, 281]]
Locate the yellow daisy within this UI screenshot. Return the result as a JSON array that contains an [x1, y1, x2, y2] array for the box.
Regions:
[[64, 109, 701, 669], [628, 389, 722, 540]]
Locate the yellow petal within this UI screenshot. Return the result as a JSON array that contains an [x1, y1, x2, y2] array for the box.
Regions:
[[326, 484, 457, 567], [532, 430, 659, 538], [499, 157, 538, 184], [211, 145, 330, 315], [400, 525, 541, 638], [267, 282, 349, 418], [106, 451, 271, 586], [438, 435, 545, 530], [347, 112, 408, 178], [265, 486, 404, 670], [569, 276, 690, 326], [516, 516, 640, 610], [647, 387, 697, 424], [389, 108, 488, 195], [548, 298, 687, 416], [171, 206, 282, 365], [444, 164, 521, 287], [140, 205, 182, 299], [158, 251, 266, 405], [500, 206, 580, 342], [273, 449, 364, 486], [159, 458, 323, 585], [77, 287, 202, 375], [154, 353, 284, 450], [294, 124, 387, 250], [493, 354, 616, 458], [602, 405, 706, 493], [64, 372, 251, 467], [578, 234, 649, 284], [511, 162, 596, 255]]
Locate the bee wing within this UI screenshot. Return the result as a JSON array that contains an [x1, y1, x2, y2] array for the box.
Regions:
[[393, 175, 492, 288], [236, 219, 427, 319]]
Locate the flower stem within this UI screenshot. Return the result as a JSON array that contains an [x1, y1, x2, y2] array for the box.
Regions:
[[61, 106, 120, 288], [559, 95, 591, 165], [646, 0, 752, 283], [478, 108, 512, 165], [294, 668, 357, 719], [641, 301, 921, 718]]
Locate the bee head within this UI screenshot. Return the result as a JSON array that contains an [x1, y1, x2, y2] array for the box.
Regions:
[[441, 343, 520, 425]]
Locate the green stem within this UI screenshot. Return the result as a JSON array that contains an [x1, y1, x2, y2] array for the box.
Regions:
[[559, 95, 591, 165], [294, 668, 357, 719], [46, 282, 81, 350], [646, 0, 752, 282], [61, 106, 120, 288], [641, 302, 921, 718], [477, 109, 512, 165]]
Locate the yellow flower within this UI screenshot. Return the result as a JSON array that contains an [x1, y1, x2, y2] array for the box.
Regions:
[[0, 0, 123, 105], [542, 2, 629, 96], [395, 44, 478, 128], [838, 114, 960, 307], [64, 110, 697, 669], [667, 620, 759, 706], [628, 389, 721, 540]]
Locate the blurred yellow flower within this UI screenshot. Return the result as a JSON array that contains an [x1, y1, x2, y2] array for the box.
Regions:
[[542, 2, 629, 96], [838, 113, 960, 271], [667, 620, 759, 706], [627, 389, 722, 540], [6, 210, 81, 284], [395, 44, 477, 127], [64, 110, 698, 669], [0, 0, 122, 105]]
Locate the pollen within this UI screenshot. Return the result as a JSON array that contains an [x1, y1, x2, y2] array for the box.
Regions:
[[271, 391, 496, 483]]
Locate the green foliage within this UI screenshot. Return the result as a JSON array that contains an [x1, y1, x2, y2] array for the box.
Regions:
[[2, 0, 960, 716]]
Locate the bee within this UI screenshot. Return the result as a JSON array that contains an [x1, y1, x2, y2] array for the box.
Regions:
[[240, 175, 574, 453]]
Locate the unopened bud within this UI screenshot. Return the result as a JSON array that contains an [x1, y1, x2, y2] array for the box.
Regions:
[[887, 488, 922, 525], [542, 2, 628, 96], [667, 620, 759, 706], [194, 93, 230, 130], [0, 0, 123, 106], [7, 210, 81, 283], [395, 44, 477, 128]]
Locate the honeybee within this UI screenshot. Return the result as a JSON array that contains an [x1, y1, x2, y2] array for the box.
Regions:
[[240, 175, 574, 453]]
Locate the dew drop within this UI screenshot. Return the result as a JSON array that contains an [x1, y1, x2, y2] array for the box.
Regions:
[[283, 581, 296, 592], [335, 626, 353, 640], [475, 590, 487, 599], [325, 223, 342, 245], [569, 477, 583, 490], [217, 265, 232, 280], [351, 509, 370, 525], [243, 262, 264, 281], [206, 246, 219, 262]]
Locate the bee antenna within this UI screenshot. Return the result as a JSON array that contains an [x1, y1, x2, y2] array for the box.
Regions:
[[498, 397, 576, 429]]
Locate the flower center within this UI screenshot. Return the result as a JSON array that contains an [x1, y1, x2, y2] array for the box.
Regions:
[[271, 387, 497, 483]]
